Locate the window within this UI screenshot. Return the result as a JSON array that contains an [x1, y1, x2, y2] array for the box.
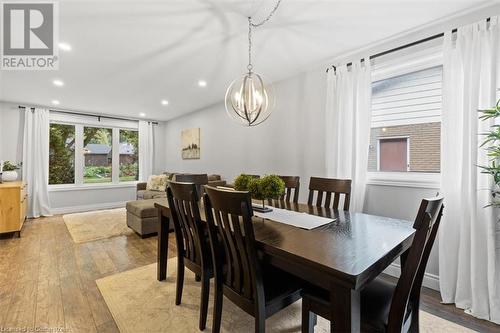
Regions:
[[119, 130, 139, 182], [49, 123, 75, 185], [378, 137, 409, 171], [83, 127, 113, 183], [368, 65, 442, 173], [48, 112, 141, 187]]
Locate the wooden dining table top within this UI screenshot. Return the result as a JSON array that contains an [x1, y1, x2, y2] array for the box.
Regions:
[[155, 199, 415, 291]]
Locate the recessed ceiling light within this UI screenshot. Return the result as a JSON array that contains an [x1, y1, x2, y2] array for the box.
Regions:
[[52, 100, 60, 105], [161, 100, 169, 106], [58, 42, 72, 51], [53, 79, 64, 87], [139, 112, 146, 117], [198, 80, 207, 87]]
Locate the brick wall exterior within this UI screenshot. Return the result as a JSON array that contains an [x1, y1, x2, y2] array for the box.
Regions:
[[368, 122, 441, 172]]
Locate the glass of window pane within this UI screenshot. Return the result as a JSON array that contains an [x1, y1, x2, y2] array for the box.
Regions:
[[49, 123, 75, 184], [368, 66, 442, 173], [83, 127, 113, 183], [119, 130, 139, 182]]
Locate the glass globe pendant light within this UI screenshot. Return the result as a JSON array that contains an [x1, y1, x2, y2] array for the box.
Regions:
[[225, 1, 281, 127]]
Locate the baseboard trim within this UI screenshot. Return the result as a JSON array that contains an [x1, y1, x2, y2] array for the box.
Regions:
[[51, 201, 127, 215], [384, 263, 440, 291]]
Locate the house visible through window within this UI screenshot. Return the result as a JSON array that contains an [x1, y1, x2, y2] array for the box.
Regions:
[[368, 65, 442, 173]]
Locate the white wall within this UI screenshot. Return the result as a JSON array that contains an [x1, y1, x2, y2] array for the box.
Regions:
[[0, 101, 167, 214], [165, 67, 327, 202]]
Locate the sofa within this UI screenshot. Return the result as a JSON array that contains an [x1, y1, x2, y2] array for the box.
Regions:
[[135, 173, 226, 199], [127, 173, 227, 237]]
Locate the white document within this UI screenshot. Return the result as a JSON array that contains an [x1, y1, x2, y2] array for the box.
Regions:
[[254, 207, 335, 230]]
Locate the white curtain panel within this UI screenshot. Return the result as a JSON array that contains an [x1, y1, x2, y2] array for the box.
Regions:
[[325, 59, 372, 212], [22, 108, 51, 218], [439, 17, 500, 324], [138, 120, 154, 181]]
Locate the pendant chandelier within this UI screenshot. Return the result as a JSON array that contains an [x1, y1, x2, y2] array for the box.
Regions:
[[225, 0, 282, 127]]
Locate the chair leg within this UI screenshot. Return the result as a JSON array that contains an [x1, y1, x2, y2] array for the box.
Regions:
[[212, 277, 223, 333], [255, 305, 265, 333], [199, 274, 210, 330], [175, 258, 185, 305], [302, 299, 315, 333]]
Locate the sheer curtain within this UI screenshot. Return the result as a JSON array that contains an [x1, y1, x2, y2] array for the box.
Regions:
[[439, 17, 500, 323], [138, 120, 154, 181], [325, 59, 372, 211], [22, 108, 51, 218]]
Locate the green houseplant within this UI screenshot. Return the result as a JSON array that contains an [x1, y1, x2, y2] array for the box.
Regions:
[[479, 96, 500, 207], [1, 161, 21, 182], [234, 174, 285, 212]]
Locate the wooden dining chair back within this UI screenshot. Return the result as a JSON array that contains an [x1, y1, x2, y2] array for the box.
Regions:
[[204, 186, 262, 305], [166, 181, 213, 330], [269, 176, 300, 205], [174, 174, 209, 198], [307, 177, 351, 210], [203, 186, 302, 333], [386, 196, 444, 332]]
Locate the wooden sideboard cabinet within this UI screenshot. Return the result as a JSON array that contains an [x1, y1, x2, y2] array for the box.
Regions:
[[0, 181, 27, 237]]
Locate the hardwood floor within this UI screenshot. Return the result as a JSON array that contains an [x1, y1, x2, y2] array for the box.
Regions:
[[0, 215, 176, 333], [0, 215, 498, 333]]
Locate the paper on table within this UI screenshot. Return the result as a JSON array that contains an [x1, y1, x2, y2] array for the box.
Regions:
[[254, 207, 336, 230]]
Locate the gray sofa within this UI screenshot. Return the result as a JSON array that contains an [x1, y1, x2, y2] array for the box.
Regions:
[[135, 173, 226, 199], [126, 198, 170, 238], [127, 172, 227, 237]]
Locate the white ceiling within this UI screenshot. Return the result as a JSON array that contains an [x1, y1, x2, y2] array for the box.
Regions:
[[0, 0, 491, 121]]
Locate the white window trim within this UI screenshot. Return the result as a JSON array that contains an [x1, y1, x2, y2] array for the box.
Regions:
[[48, 182, 138, 192], [367, 172, 440, 189], [49, 114, 140, 189], [377, 136, 410, 172]]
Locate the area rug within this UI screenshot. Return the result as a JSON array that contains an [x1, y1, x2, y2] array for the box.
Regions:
[[96, 258, 474, 333], [63, 208, 133, 243]]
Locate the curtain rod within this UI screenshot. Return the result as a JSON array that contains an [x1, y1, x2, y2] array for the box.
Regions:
[[18, 106, 158, 125], [326, 17, 491, 73]]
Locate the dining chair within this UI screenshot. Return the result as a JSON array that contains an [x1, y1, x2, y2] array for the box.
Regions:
[[301, 196, 444, 333], [166, 181, 213, 331], [203, 186, 303, 333], [307, 177, 351, 210], [174, 173, 209, 198], [268, 176, 300, 205]]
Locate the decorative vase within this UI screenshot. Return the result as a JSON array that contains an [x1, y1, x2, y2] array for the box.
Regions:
[[2, 170, 18, 182], [252, 199, 273, 213]]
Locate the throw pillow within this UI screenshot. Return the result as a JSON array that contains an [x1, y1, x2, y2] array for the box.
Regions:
[[146, 174, 168, 192]]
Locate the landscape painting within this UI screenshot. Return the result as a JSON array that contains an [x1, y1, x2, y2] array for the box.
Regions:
[[181, 128, 200, 159]]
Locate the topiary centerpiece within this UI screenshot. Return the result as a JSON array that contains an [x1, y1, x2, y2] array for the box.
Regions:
[[233, 174, 285, 212]]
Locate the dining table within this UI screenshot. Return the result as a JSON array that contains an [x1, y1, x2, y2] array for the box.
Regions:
[[155, 200, 415, 333]]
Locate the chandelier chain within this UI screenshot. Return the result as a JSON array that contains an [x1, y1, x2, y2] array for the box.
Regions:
[[247, 0, 282, 72]]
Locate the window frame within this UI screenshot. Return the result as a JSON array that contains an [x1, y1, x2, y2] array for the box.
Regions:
[[48, 112, 140, 191], [367, 47, 442, 188], [376, 136, 410, 172]]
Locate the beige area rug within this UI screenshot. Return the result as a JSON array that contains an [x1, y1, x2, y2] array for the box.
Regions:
[[63, 208, 133, 243], [96, 258, 474, 333]]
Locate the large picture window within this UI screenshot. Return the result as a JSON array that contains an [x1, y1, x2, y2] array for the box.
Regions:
[[48, 114, 140, 187]]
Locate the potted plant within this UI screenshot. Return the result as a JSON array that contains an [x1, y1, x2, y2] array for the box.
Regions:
[[479, 96, 500, 206], [1, 161, 21, 182], [234, 174, 285, 212]]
